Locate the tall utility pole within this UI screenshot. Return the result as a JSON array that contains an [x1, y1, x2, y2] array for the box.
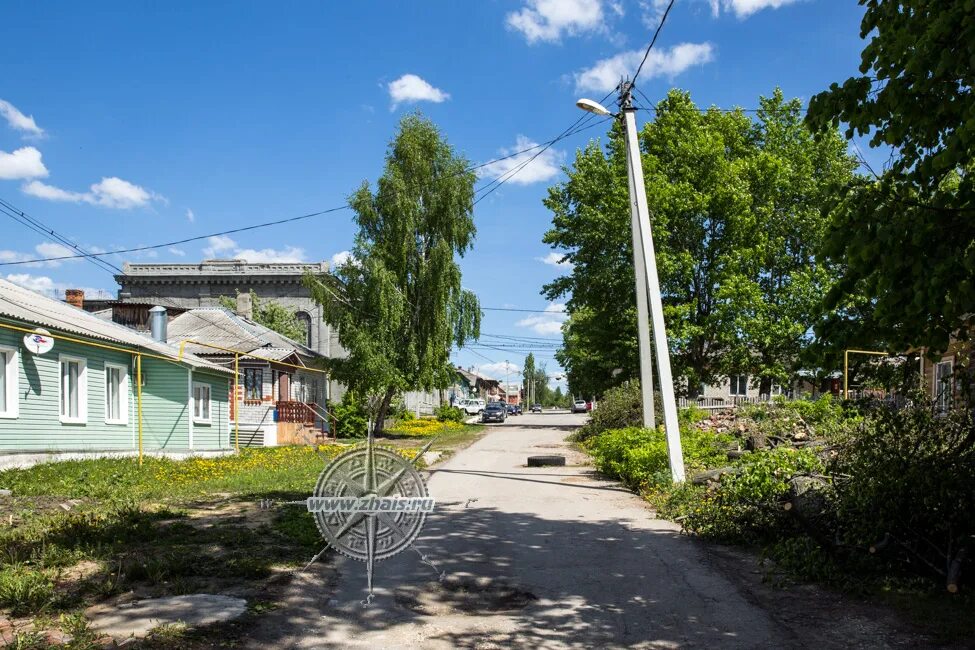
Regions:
[[576, 81, 686, 482]]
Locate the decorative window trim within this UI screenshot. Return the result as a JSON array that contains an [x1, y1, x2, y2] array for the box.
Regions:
[[104, 362, 129, 425], [0, 345, 18, 419], [934, 357, 953, 412], [193, 381, 212, 425], [59, 355, 88, 424]]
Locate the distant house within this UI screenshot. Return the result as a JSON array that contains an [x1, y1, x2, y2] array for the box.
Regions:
[[920, 334, 973, 412], [166, 305, 331, 447], [447, 367, 505, 405], [0, 279, 233, 468]]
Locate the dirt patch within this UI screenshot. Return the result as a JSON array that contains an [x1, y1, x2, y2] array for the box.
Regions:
[[177, 499, 275, 530], [395, 575, 537, 616]]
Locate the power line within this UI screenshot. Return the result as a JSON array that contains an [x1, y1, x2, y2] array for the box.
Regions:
[[0, 112, 619, 269], [481, 306, 565, 313], [0, 204, 353, 267], [631, 0, 676, 86], [473, 88, 616, 205]]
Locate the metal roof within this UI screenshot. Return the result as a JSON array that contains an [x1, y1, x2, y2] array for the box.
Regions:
[[167, 308, 323, 364], [0, 279, 232, 375]]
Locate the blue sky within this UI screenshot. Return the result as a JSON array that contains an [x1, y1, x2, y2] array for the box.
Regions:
[[0, 0, 874, 388]]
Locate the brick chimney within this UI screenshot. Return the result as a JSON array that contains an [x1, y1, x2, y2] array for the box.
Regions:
[[236, 292, 253, 319], [65, 289, 84, 309]]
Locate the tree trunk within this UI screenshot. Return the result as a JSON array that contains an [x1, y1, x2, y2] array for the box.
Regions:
[[759, 375, 773, 398], [372, 387, 397, 436]]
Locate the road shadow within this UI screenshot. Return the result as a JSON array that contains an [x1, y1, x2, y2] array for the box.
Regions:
[[238, 501, 925, 649]]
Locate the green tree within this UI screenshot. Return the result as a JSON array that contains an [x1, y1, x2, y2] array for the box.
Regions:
[[806, 0, 974, 353], [544, 89, 854, 396], [306, 114, 481, 433], [522, 353, 536, 404], [217, 290, 307, 343]]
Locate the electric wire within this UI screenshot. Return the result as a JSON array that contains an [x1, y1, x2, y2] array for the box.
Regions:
[[631, 0, 676, 86]]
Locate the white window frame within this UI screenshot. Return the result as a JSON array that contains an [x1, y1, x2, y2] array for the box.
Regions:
[[59, 355, 88, 424], [104, 362, 129, 425], [193, 381, 212, 425], [0, 345, 18, 419], [934, 358, 953, 412], [730, 374, 749, 397]]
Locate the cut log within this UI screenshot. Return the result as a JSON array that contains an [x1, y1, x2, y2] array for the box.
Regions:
[[690, 466, 738, 485], [727, 449, 748, 460], [784, 475, 834, 550], [745, 433, 767, 451], [947, 547, 966, 593]]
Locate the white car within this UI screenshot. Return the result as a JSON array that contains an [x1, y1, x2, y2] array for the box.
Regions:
[[456, 398, 485, 416], [572, 400, 588, 414]]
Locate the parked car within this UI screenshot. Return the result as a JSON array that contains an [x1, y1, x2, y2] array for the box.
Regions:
[[530, 403, 542, 413], [481, 401, 508, 423], [456, 398, 485, 416], [506, 403, 522, 415], [572, 400, 588, 414]]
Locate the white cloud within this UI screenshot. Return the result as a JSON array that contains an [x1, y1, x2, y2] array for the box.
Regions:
[[388, 74, 450, 110], [0, 241, 85, 269], [202, 235, 306, 263], [330, 250, 353, 268], [0, 147, 48, 180], [720, 0, 799, 18], [479, 135, 564, 186], [202, 235, 237, 257], [642, 0, 798, 22], [168, 247, 186, 256], [89, 177, 159, 209], [0, 99, 44, 138], [186, 208, 195, 223], [233, 247, 306, 263], [507, 0, 609, 43], [3, 273, 110, 299], [574, 42, 715, 93], [21, 176, 164, 209], [475, 361, 521, 381], [516, 303, 568, 336], [21, 180, 85, 202], [538, 251, 572, 268]]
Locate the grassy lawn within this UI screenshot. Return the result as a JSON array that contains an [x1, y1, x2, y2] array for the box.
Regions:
[[0, 421, 484, 647], [379, 421, 485, 455], [0, 443, 430, 647]]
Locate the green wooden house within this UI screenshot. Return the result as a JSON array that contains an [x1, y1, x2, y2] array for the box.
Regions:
[[0, 279, 234, 466]]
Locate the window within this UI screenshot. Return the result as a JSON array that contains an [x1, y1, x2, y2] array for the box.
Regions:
[[0, 346, 18, 419], [59, 356, 87, 424], [296, 311, 312, 348], [104, 363, 128, 424], [193, 382, 211, 423], [244, 368, 263, 401], [730, 374, 748, 397], [934, 359, 953, 412]]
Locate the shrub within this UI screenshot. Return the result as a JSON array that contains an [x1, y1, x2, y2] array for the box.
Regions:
[[679, 447, 823, 545], [575, 382, 645, 441], [829, 401, 975, 579], [330, 392, 367, 438], [585, 425, 734, 491], [435, 405, 465, 423]]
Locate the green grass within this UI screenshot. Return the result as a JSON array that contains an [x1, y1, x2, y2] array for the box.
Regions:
[[0, 445, 353, 501], [0, 438, 467, 637]]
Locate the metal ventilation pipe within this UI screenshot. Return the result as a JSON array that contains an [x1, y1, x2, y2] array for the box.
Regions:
[[149, 306, 168, 342]]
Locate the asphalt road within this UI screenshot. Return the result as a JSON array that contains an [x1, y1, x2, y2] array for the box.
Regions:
[[246, 411, 924, 649]]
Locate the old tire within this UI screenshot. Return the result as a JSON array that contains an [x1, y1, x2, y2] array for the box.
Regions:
[[527, 455, 566, 467]]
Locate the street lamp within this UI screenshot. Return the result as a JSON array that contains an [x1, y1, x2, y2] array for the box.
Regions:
[[576, 82, 686, 483]]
